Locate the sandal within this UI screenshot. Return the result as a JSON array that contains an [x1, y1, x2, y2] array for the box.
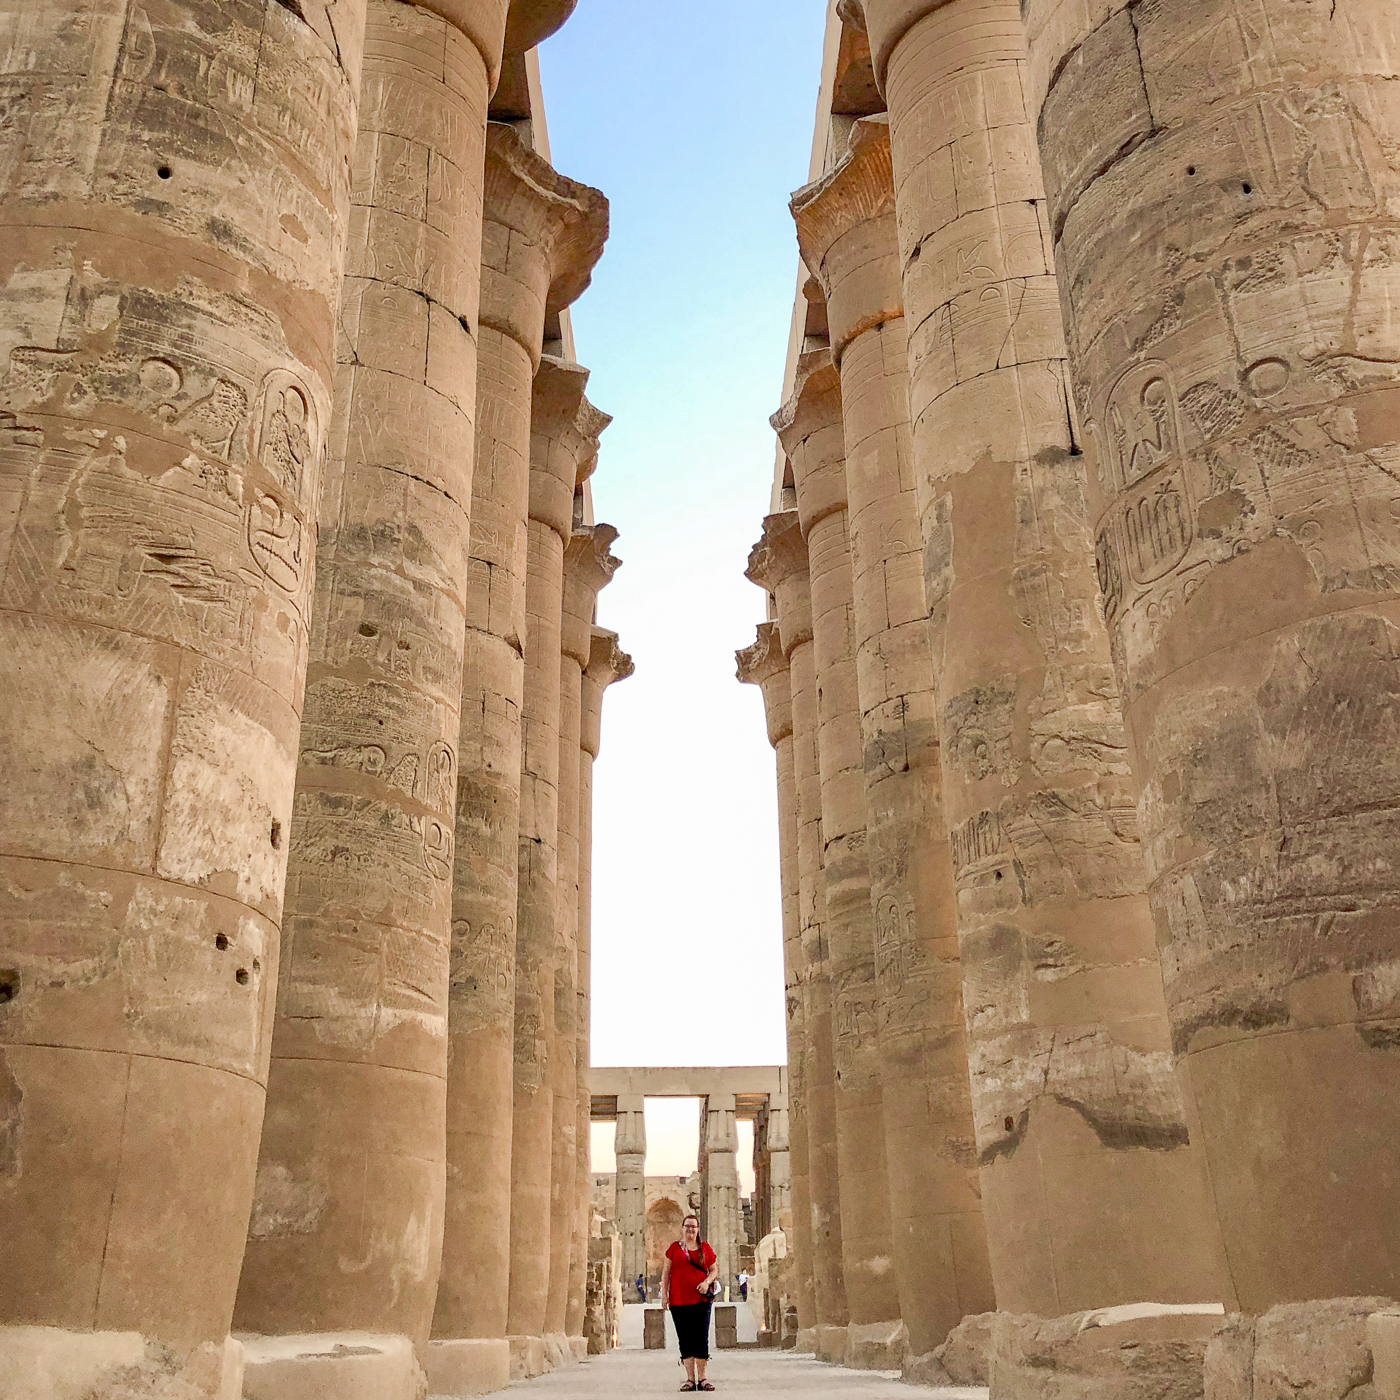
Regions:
[[698, 1383, 715, 1391], [680, 1383, 696, 1392]]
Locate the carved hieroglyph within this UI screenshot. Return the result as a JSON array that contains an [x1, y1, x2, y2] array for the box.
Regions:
[[859, 0, 1230, 1317], [524, 370, 611, 1348], [791, 114, 994, 1355], [772, 356, 903, 1351], [0, 0, 364, 1385], [747, 513, 849, 1343], [1019, 0, 1400, 1311], [235, 0, 509, 1349], [737, 622, 818, 1336], [436, 124, 605, 1355], [560, 524, 621, 1340]]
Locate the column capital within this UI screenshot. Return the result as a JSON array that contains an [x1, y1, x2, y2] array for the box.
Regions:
[[503, 0, 578, 57], [530, 357, 611, 540], [419, 0, 511, 89], [562, 525, 622, 665], [791, 115, 901, 357], [770, 350, 846, 533], [581, 628, 634, 759], [849, 0, 948, 90], [745, 511, 812, 654], [736, 622, 793, 749], [481, 123, 609, 366]]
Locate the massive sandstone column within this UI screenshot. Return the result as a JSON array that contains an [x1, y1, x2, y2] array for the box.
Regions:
[[234, 9, 512, 1390], [773, 358, 903, 1367], [791, 113, 994, 1357], [857, 0, 1231, 1318], [437, 121, 606, 1385], [702, 1093, 742, 1295], [747, 512, 848, 1360], [0, 3, 365, 1391], [613, 1093, 648, 1292], [560, 524, 622, 1346], [1016, 0, 1400, 1311], [527, 369, 611, 1362], [736, 622, 818, 1339]]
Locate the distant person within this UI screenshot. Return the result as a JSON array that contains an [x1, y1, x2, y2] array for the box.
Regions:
[[737, 1270, 748, 1303], [660, 1214, 718, 1391], [636, 1272, 646, 1303]]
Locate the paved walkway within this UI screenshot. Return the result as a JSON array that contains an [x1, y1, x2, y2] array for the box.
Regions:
[[512, 1346, 987, 1398]]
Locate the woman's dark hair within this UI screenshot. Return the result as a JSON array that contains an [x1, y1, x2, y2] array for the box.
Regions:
[[682, 1214, 700, 1228]]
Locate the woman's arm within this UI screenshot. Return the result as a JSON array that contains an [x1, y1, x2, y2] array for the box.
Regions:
[[659, 1259, 670, 1303]]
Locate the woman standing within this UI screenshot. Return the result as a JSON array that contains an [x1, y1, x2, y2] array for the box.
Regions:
[[660, 1214, 718, 1390]]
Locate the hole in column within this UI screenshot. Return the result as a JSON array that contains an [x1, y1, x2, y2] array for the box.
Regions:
[[1186, 166, 1196, 176], [215, 933, 229, 951], [236, 968, 250, 986], [270, 820, 282, 849], [0, 971, 18, 1003], [358, 622, 377, 637], [157, 165, 172, 180], [1242, 182, 1253, 194], [994, 869, 1003, 881], [1004, 1116, 1015, 1133], [253, 958, 262, 973]]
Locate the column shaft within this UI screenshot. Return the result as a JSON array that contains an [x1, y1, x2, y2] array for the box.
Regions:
[[614, 1096, 648, 1291], [703, 1095, 741, 1293], [1018, 0, 1400, 1312], [791, 116, 994, 1355], [861, 0, 1231, 1316], [747, 516, 848, 1350], [774, 361, 903, 1355], [236, 0, 506, 1351], [0, 0, 364, 1384]]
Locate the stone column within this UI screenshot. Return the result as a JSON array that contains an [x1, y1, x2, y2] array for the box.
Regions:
[[702, 1093, 742, 1294], [0, 3, 365, 1392], [560, 525, 622, 1347], [233, 7, 511, 1391], [764, 1085, 793, 1239], [613, 1094, 648, 1292], [736, 622, 817, 1339], [529, 380, 611, 1361], [790, 114, 994, 1359], [857, 0, 1232, 1320], [746, 513, 847, 1359], [773, 359, 903, 1367], [437, 122, 606, 1386], [1015, 0, 1400, 1313]]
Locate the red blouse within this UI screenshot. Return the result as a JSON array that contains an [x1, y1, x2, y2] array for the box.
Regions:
[[665, 1239, 716, 1306]]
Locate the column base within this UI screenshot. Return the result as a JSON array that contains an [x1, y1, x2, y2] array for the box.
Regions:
[[991, 1304, 1226, 1400], [543, 1333, 573, 1369], [0, 1327, 243, 1400], [796, 1327, 818, 1354], [567, 1335, 589, 1362], [846, 1319, 906, 1370], [424, 1338, 511, 1396], [507, 1334, 548, 1379], [241, 1332, 420, 1400], [815, 1325, 847, 1365]]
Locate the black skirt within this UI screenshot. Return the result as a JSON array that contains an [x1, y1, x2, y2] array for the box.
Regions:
[[670, 1300, 713, 1359]]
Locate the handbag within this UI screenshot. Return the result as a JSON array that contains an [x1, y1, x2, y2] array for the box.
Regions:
[[686, 1246, 718, 1299]]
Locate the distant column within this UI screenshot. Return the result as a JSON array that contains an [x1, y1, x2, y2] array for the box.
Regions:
[[703, 1094, 742, 1294], [436, 123, 606, 1384], [614, 1095, 648, 1292], [857, 0, 1233, 1319], [765, 1081, 793, 1239], [790, 114, 994, 1357], [560, 527, 623, 1343], [235, 4, 512, 1391], [773, 357, 903, 1366], [746, 514, 845, 1356], [736, 623, 815, 1337]]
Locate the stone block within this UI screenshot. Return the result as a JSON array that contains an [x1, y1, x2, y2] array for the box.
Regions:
[[1253, 1299, 1394, 1400], [715, 1304, 739, 1350], [797, 1327, 819, 1354], [568, 1336, 589, 1362], [848, 1319, 907, 1370], [903, 1350, 955, 1387], [242, 1333, 419, 1400], [1368, 1312, 1400, 1400], [990, 1306, 1223, 1400], [1204, 1316, 1254, 1400], [543, 1334, 573, 1369], [644, 1309, 666, 1350], [816, 1325, 848, 1365], [940, 1312, 996, 1386], [507, 1335, 547, 1379], [424, 1337, 510, 1396], [0, 1328, 243, 1400]]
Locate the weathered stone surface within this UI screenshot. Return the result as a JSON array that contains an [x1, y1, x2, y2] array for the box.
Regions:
[[1368, 1311, 1400, 1400], [939, 1312, 995, 1387], [1019, 0, 1400, 1314], [990, 1308, 1220, 1400], [748, 512, 850, 1344], [792, 110, 994, 1356], [0, 0, 365, 1383], [1253, 1299, 1393, 1400]]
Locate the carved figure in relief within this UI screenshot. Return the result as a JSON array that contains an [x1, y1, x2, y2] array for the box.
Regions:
[[175, 379, 248, 460]]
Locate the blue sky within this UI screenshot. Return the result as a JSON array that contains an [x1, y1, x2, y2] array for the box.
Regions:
[[538, 1, 828, 1176]]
